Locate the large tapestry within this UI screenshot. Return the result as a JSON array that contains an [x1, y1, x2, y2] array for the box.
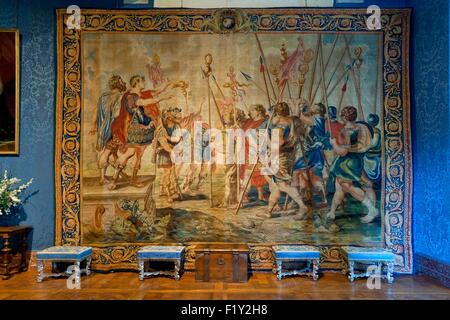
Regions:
[[55, 8, 412, 272]]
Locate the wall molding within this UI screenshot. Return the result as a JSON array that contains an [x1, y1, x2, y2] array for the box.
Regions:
[[415, 254, 450, 288]]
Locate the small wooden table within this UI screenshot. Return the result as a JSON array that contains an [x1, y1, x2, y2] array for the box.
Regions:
[[194, 244, 249, 283], [0, 226, 32, 280]]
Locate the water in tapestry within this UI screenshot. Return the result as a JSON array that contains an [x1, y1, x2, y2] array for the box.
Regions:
[[81, 32, 383, 246]]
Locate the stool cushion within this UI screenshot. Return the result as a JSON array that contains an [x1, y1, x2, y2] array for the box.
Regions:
[[272, 245, 320, 259], [341, 246, 395, 261], [36, 246, 92, 261], [137, 245, 185, 260]]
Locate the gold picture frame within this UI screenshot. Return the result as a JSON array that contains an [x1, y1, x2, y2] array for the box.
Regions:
[[0, 29, 20, 155]]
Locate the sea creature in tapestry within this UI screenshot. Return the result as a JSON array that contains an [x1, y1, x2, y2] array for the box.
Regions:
[[80, 32, 384, 246]]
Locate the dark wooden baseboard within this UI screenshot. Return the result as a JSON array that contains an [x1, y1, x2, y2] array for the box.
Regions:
[[415, 254, 450, 288]]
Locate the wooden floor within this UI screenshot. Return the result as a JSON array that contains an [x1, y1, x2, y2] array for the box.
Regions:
[[0, 270, 449, 300]]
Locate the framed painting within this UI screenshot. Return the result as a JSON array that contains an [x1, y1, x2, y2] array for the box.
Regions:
[[0, 29, 19, 155], [55, 8, 413, 273]]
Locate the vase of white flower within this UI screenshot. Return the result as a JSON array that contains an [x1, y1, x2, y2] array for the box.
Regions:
[[0, 170, 33, 226]]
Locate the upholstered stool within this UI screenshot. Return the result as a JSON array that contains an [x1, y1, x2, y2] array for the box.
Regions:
[[272, 245, 320, 281], [341, 246, 395, 283], [36, 246, 92, 283], [137, 245, 185, 281]]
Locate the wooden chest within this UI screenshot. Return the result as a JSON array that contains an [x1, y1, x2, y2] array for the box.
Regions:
[[194, 244, 249, 283]]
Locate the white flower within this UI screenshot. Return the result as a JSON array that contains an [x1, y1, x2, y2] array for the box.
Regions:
[[0, 171, 33, 214], [10, 195, 21, 204]]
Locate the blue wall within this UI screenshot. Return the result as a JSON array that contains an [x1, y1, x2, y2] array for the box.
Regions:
[[0, 0, 119, 249], [0, 0, 57, 249], [410, 0, 450, 266], [1, 1, 449, 272]]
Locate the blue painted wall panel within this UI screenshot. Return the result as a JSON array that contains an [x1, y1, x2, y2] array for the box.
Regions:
[[410, 0, 450, 265]]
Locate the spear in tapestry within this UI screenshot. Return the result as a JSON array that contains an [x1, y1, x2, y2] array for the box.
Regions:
[[258, 56, 272, 108], [343, 35, 364, 121], [255, 33, 278, 101], [232, 94, 240, 204], [308, 35, 321, 103], [202, 53, 214, 207], [200, 69, 225, 128], [240, 71, 276, 105], [211, 74, 225, 99], [338, 74, 349, 114], [318, 36, 334, 173], [336, 59, 357, 114], [318, 34, 332, 131], [324, 35, 355, 98], [311, 34, 340, 103], [354, 46, 364, 116]]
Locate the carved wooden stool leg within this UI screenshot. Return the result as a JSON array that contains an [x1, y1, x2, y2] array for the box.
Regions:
[[75, 261, 81, 287], [276, 260, 283, 281], [85, 256, 92, 276], [348, 261, 355, 282], [37, 260, 45, 282], [307, 260, 312, 272], [377, 261, 382, 277], [312, 259, 320, 281], [387, 262, 394, 284], [138, 260, 145, 281], [174, 260, 181, 281]]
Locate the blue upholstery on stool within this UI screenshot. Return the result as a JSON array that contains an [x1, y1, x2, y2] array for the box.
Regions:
[[273, 245, 320, 260], [272, 245, 321, 281], [341, 246, 396, 261], [341, 246, 395, 283], [137, 245, 185, 260], [137, 245, 185, 281], [36, 246, 92, 261]]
